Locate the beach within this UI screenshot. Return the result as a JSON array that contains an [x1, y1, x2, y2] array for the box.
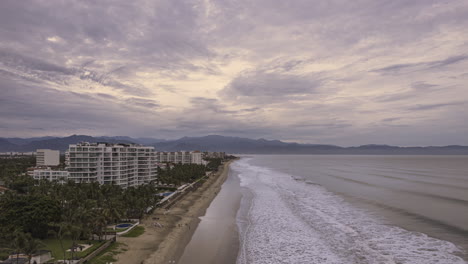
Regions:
[[115, 160, 236, 264], [178, 165, 241, 264]]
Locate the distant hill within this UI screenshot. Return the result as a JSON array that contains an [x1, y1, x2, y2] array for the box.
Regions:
[[0, 139, 18, 152], [151, 135, 468, 155], [4, 136, 59, 145], [152, 135, 341, 153], [0, 135, 136, 152], [0, 135, 467, 154]]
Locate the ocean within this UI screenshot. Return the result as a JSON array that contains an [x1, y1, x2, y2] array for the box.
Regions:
[[233, 155, 468, 264]]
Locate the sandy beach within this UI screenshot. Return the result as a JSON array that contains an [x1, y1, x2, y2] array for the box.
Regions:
[[178, 165, 241, 264], [115, 160, 235, 264]]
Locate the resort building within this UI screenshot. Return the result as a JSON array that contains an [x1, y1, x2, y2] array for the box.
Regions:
[[36, 149, 60, 166], [66, 142, 158, 188], [191, 151, 203, 164], [203, 151, 226, 159], [0, 152, 35, 157], [30, 167, 69, 183], [155, 151, 208, 165]]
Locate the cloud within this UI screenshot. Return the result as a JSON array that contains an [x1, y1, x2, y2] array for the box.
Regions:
[[0, 0, 468, 145], [372, 54, 468, 74], [408, 102, 465, 111], [125, 98, 160, 109], [221, 70, 322, 104]]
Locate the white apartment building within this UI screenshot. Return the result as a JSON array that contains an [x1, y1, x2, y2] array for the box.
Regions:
[[32, 168, 69, 183], [155, 151, 206, 165], [66, 142, 158, 188], [36, 149, 60, 166], [191, 151, 203, 165], [203, 151, 226, 159]]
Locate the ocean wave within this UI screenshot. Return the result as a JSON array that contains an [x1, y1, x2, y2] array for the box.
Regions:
[[233, 159, 466, 264]]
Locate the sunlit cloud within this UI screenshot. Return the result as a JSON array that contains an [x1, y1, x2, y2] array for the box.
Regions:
[[0, 0, 467, 145]]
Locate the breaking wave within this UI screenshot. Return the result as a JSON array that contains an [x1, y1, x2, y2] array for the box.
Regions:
[[233, 158, 466, 264]]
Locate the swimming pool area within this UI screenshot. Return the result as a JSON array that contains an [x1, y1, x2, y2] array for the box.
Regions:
[[116, 223, 132, 229]]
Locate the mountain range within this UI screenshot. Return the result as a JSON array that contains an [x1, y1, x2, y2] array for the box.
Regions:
[[0, 135, 467, 154]]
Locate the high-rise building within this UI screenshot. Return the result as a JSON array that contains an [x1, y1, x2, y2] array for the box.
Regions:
[[36, 149, 60, 166], [66, 142, 158, 188]]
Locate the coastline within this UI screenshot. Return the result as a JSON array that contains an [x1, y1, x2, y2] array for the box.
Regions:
[[114, 160, 235, 264], [178, 163, 241, 264]]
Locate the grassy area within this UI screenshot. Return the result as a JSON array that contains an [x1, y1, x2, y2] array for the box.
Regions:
[[88, 242, 126, 264], [43, 238, 105, 260], [121, 226, 145, 237], [0, 251, 9, 261]]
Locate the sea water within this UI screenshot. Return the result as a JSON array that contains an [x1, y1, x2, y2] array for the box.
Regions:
[[233, 155, 468, 264]]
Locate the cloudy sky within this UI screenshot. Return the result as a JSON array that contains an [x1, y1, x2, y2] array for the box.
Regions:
[[1, 0, 467, 146]]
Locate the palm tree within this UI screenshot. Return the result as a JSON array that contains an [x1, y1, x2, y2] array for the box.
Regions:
[[48, 222, 70, 262], [22, 233, 45, 264], [7, 231, 26, 264]]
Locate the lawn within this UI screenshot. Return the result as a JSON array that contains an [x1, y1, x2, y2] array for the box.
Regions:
[[88, 242, 126, 264], [42, 238, 105, 260], [121, 226, 145, 237]]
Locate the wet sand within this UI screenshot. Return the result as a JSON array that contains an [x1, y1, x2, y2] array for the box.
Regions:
[[114, 160, 235, 264], [178, 166, 241, 264]]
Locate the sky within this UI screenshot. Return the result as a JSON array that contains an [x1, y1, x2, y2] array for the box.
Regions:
[[1, 0, 467, 146]]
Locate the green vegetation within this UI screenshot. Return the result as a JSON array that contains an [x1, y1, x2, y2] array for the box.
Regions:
[[0, 156, 232, 262], [42, 239, 104, 260], [121, 226, 145, 238], [0, 181, 161, 261], [0, 156, 35, 181], [157, 163, 207, 186], [205, 158, 223, 171], [88, 242, 126, 264]]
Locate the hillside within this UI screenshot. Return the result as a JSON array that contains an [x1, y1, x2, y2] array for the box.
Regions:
[[1, 135, 467, 154]]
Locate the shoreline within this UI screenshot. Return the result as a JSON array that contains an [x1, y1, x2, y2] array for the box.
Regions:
[[114, 160, 235, 264], [178, 162, 241, 264]]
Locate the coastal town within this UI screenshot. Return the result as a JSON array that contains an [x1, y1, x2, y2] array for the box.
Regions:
[[0, 142, 233, 264]]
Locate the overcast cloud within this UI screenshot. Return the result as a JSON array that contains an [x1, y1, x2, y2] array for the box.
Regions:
[[1, 0, 467, 146]]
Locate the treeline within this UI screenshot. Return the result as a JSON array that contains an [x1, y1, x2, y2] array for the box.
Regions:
[[0, 158, 229, 261], [157, 163, 207, 186], [205, 158, 222, 171], [0, 156, 35, 182], [0, 180, 160, 260], [156, 158, 225, 185]]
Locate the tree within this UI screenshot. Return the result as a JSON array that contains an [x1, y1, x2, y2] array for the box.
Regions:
[[9, 231, 26, 264], [22, 233, 45, 264], [48, 222, 70, 261], [0, 193, 60, 239]]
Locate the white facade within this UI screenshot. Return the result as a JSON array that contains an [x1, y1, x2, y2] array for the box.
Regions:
[[36, 149, 60, 166], [155, 151, 207, 165], [191, 151, 204, 165], [66, 142, 158, 188], [32, 168, 69, 183]]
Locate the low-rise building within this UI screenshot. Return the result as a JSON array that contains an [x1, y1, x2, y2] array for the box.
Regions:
[[155, 151, 208, 165], [203, 151, 226, 159], [31, 167, 69, 183]]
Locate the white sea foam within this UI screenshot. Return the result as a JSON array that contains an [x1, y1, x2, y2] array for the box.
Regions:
[[234, 158, 466, 264]]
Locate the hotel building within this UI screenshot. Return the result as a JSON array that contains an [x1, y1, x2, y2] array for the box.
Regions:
[[36, 149, 60, 166], [31, 168, 69, 183], [66, 142, 158, 188], [155, 151, 207, 165]]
